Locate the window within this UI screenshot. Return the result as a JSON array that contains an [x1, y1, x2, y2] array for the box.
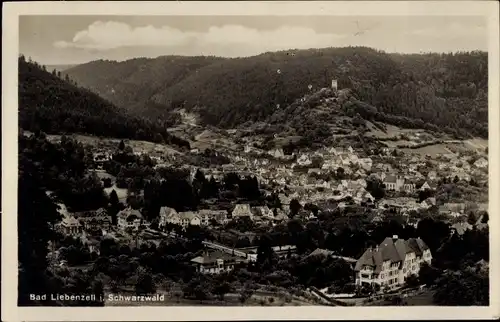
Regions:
[[361, 274, 370, 279]]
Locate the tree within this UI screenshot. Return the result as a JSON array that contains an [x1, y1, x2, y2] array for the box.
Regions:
[[257, 234, 275, 270], [118, 140, 125, 151], [366, 175, 386, 200], [89, 280, 105, 306], [480, 212, 489, 224], [102, 178, 112, 188], [18, 153, 62, 305], [405, 274, 420, 288], [110, 189, 119, 205], [419, 263, 441, 286], [391, 295, 407, 306], [467, 212, 478, 225], [135, 272, 156, 295], [212, 282, 233, 301], [194, 285, 209, 303], [289, 199, 302, 218], [239, 287, 255, 304], [433, 270, 488, 306]]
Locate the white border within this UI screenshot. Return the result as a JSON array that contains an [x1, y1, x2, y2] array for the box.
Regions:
[[2, 1, 499, 321]]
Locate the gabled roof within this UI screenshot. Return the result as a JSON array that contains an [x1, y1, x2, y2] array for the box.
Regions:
[[62, 216, 81, 226], [405, 238, 429, 256], [160, 206, 178, 218], [117, 208, 142, 220], [355, 236, 430, 273], [232, 204, 252, 216]]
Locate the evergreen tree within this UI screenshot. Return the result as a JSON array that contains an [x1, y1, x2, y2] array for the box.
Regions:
[[18, 153, 61, 305]]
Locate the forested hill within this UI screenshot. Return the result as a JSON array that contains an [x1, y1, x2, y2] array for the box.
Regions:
[[18, 56, 190, 149], [62, 56, 225, 118], [63, 47, 488, 138]]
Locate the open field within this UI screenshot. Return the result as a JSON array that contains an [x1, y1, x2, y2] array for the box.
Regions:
[[401, 144, 451, 157], [104, 184, 128, 202], [41, 133, 183, 155]]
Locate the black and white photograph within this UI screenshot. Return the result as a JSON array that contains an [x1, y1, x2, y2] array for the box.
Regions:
[[2, 1, 499, 320]]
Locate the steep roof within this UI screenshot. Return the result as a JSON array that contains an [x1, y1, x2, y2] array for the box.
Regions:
[[117, 208, 142, 220], [160, 206, 178, 218], [384, 175, 397, 183], [355, 236, 430, 273], [405, 238, 429, 256], [232, 204, 252, 216], [62, 216, 81, 226]]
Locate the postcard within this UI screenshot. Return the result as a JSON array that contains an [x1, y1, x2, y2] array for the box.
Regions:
[[2, 1, 499, 321]]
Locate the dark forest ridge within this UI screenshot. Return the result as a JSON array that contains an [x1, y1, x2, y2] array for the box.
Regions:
[[18, 55, 190, 149], [60, 46, 487, 139]]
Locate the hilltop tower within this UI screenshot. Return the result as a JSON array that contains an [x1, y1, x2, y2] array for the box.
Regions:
[[331, 79, 338, 91]]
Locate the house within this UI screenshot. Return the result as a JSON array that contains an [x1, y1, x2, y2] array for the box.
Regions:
[[420, 197, 436, 209], [232, 204, 253, 220], [198, 209, 229, 225], [358, 158, 373, 171], [176, 212, 202, 227], [268, 148, 285, 159], [273, 210, 288, 223], [191, 250, 243, 274], [117, 207, 143, 231], [57, 216, 83, 236], [158, 206, 179, 229], [403, 182, 416, 193], [272, 245, 297, 259], [327, 147, 339, 155], [297, 154, 312, 166], [75, 208, 112, 232], [444, 203, 466, 213], [474, 157, 488, 169], [321, 159, 337, 170], [252, 206, 274, 220], [427, 171, 438, 181], [354, 236, 432, 289], [419, 181, 434, 191], [451, 222, 473, 236]]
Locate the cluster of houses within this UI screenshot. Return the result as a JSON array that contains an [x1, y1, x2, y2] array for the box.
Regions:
[[157, 203, 292, 231], [56, 207, 112, 236], [190, 241, 298, 274]]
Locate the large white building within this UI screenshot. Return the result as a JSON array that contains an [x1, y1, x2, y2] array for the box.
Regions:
[[354, 235, 432, 289], [117, 207, 143, 231]]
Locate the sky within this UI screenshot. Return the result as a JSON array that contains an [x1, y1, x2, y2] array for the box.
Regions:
[[19, 15, 488, 65]]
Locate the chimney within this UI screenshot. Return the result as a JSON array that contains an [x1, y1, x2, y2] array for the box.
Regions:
[[375, 245, 379, 252]]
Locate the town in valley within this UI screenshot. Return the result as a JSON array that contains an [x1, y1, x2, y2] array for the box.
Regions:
[[17, 14, 490, 308]]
